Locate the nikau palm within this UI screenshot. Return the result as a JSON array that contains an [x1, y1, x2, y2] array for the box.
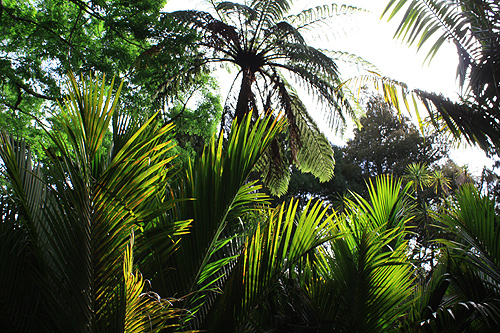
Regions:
[[0, 74, 187, 331], [158, 1, 367, 194]]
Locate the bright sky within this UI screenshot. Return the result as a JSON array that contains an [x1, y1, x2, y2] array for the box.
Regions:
[[164, 0, 493, 175]]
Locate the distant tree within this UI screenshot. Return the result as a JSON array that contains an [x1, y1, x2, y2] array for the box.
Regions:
[[279, 95, 450, 207], [478, 164, 500, 210], [342, 95, 449, 196]]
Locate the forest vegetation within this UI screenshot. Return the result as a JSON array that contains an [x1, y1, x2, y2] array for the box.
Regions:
[[1, 0, 500, 332]]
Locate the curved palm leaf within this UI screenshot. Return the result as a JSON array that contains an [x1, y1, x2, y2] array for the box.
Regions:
[[205, 198, 336, 332], [122, 232, 184, 332]]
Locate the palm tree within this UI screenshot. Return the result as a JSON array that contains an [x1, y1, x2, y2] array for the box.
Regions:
[[383, 0, 500, 151], [0, 73, 187, 331], [302, 176, 417, 332], [156, 1, 387, 195]]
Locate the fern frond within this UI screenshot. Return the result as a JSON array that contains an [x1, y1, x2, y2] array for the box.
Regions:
[[285, 3, 365, 32]]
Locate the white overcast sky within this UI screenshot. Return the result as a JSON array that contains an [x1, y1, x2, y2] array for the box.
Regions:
[[163, 0, 492, 174]]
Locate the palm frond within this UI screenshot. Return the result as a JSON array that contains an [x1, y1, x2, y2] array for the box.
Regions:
[[122, 232, 183, 332], [434, 184, 500, 328], [0, 134, 46, 332], [417, 90, 500, 151], [383, 0, 472, 63], [0, 74, 182, 331], [251, 72, 336, 195], [304, 175, 415, 332], [268, 45, 354, 130], [382, 0, 500, 151], [253, 137, 291, 197], [216, 1, 258, 23], [146, 112, 287, 329], [288, 89, 335, 182], [206, 199, 335, 332], [251, 0, 292, 27], [436, 185, 500, 279]]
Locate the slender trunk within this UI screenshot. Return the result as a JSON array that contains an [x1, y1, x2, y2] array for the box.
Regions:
[[235, 69, 253, 123]]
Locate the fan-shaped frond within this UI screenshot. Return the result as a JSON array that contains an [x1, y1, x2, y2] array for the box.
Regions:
[[436, 185, 500, 278], [298, 176, 415, 332]]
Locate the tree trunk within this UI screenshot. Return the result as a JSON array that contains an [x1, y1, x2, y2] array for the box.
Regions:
[[235, 69, 254, 123]]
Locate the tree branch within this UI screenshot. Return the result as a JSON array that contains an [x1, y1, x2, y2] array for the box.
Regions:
[[6, 73, 58, 101]]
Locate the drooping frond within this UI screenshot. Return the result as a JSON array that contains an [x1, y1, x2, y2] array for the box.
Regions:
[[167, 10, 239, 53], [251, 71, 335, 195], [383, 0, 473, 63], [342, 74, 429, 130], [382, 0, 500, 151], [322, 49, 380, 73], [122, 232, 183, 332], [288, 88, 335, 182], [417, 89, 500, 150], [253, 137, 291, 197], [260, 20, 306, 46], [268, 44, 353, 130], [383, 0, 500, 87], [285, 3, 365, 32]]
